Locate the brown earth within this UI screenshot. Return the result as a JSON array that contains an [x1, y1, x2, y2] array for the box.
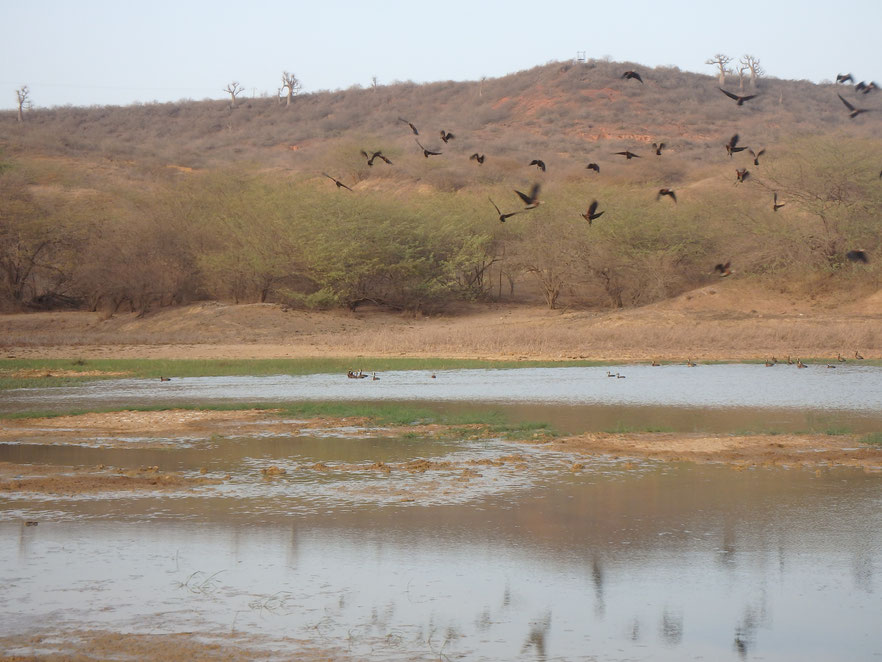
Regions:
[[1, 282, 880, 361]]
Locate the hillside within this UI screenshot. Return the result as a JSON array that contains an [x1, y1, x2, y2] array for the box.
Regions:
[[1, 59, 880, 316]]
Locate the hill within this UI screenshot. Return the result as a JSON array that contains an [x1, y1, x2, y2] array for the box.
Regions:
[[1, 59, 880, 316]]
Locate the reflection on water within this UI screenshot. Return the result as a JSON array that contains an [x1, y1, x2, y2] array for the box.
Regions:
[[2, 428, 881, 661]]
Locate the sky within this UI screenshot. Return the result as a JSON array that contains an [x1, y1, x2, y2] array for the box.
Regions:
[[2, 0, 881, 110]]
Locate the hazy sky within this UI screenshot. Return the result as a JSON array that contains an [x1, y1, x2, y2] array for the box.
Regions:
[[2, 0, 880, 110]]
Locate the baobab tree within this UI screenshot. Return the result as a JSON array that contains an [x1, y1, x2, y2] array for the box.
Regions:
[[280, 71, 301, 106], [705, 54, 733, 86], [15, 85, 31, 122], [224, 81, 244, 107], [740, 55, 764, 89]]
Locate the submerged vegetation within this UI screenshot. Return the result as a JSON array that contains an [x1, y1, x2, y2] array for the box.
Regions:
[[1, 60, 880, 315]]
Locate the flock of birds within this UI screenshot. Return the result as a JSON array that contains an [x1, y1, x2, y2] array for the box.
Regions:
[[320, 68, 879, 273]]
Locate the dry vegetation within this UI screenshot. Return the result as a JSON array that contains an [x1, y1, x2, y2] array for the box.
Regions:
[[1, 59, 880, 320]]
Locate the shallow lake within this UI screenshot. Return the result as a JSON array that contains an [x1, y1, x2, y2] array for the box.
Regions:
[[2, 366, 881, 659]]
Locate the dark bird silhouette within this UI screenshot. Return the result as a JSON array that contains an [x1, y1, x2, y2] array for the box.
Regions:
[[529, 159, 546, 172], [440, 130, 455, 143], [773, 192, 786, 211], [415, 139, 442, 157], [657, 188, 677, 203], [322, 173, 353, 191], [735, 168, 750, 183], [855, 81, 878, 94], [748, 148, 765, 165], [714, 261, 732, 277], [846, 249, 869, 263], [725, 134, 748, 157], [514, 183, 541, 209], [469, 153, 485, 164], [836, 73, 854, 84], [586, 162, 600, 173], [398, 117, 419, 135], [652, 142, 665, 156], [838, 93, 871, 118], [614, 150, 640, 160], [719, 88, 757, 105], [361, 150, 392, 166], [581, 200, 604, 225], [489, 198, 523, 223], [622, 70, 643, 83]]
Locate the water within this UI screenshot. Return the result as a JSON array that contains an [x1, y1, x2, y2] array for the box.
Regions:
[[2, 366, 881, 659], [4, 363, 882, 413]]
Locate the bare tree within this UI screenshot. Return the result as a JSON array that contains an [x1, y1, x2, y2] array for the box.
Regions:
[[223, 81, 244, 107], [705, 54, 733, 86], [740, 55, 764, 89], [281, 71, 301, 106], [737, 65, 748, 92], [15, 85, 31, 122]]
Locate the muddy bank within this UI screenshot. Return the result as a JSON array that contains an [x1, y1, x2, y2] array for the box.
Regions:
[[0, 630, 346, 662], [0, 462, 224, 495], [550, 431, 882, 470], [1, 411, 880, 499]]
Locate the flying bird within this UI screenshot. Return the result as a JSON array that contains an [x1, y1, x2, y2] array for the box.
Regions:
[[614, 150, 640, 160], [514, 183, 541, 209], [719, 88, 757, 105], [440, 130, 455, 143], [748, 148, 765, 165], [415, 139, 442, 157], [838, 93, 871, 118], [469, 153, 485, 164], [772, 192, 786, 211], [725, 134, 748, 157], [855, 81, 878, 94], [586, 162, 600, 173], [846, 249, 869, 263], [652, 142, 665, 156], [622, 70, 643, 83], [714, 261, 732, 277], [735, 168, 750, 183], [581, 200, 604, 225], [489, 198, 523, 223], [398, 117, 419, 135], [657, 188, 677, 203], [836, 73, 854, 84], [360, 150, 392, 166], [529, 159, 546, 172], [322, 173, 353, 191]]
